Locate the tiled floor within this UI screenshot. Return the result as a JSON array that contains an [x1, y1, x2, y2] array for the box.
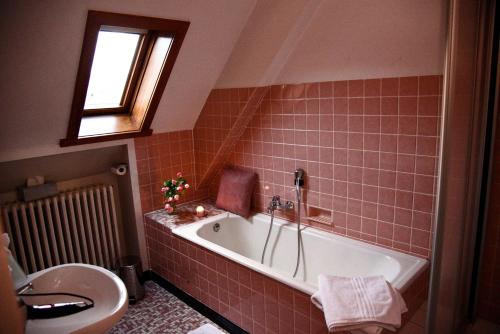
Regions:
[[109, 281, 226, 334]]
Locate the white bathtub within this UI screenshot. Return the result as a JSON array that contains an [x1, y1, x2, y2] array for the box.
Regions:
[[173, 212, 428, 295]]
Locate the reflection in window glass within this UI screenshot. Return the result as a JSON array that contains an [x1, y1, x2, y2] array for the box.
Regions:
[[132, 37, 173, 113], [84, 31, 140, 109]]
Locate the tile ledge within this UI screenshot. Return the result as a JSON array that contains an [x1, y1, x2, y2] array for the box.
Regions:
[[144, 199, 226, 230]]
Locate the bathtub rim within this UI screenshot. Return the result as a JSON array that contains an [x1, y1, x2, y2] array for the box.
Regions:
[[172, 212, 428, 295]]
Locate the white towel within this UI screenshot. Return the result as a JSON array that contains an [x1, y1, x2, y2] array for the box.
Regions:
[[311, 275, 407, 334], [188, 324, 224, 334]]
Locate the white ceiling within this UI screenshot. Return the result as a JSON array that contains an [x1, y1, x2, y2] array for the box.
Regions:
[[215, 0, 317, 88], [216, 0, 447, 87], [0, 0, 447, 162]]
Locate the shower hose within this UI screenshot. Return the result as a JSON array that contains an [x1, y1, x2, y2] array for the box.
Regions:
[[260, 209, 275, 264], [261, 185, 303, 279], [292, 183, 302, 278]]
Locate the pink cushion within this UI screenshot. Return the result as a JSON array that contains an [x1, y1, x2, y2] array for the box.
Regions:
[[216, 166, 257, 217]]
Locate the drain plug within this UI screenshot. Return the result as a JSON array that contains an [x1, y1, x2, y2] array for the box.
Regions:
[[213, 223, 220, 232]]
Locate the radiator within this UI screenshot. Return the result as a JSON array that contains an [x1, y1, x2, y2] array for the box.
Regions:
[[1, 185, 122, 274]]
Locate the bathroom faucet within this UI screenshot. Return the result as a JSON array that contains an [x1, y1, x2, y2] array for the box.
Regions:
[[267, 195, 294, 213]]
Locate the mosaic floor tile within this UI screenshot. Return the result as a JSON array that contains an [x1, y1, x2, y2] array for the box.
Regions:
[[109, 281, 226, 334]]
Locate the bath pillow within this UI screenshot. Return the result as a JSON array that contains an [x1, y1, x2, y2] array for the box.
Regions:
[[216, 166, 257, 218]]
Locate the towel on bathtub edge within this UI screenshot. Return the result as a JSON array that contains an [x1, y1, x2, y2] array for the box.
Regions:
[[310, 275, 407, 334]]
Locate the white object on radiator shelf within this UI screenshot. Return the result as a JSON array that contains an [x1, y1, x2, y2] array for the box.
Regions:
[[20, 175, 59, 202], [311, 275, 407, 334], [26, 176, 45, 187]]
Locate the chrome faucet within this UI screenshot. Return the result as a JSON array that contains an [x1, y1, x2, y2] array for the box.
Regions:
[[267, 195, 294, 213]]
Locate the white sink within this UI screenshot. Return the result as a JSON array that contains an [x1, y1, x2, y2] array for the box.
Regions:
[[23, 263, 128, 334]]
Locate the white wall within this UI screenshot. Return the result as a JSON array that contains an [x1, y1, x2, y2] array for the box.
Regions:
[[215, 0, 313, 88], [215, 0, 447, 87], [0, 0, 255, 162], [277, 0, 447, 83]]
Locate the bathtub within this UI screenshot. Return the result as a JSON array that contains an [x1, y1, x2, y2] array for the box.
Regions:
[[173, 212, 428, 296]]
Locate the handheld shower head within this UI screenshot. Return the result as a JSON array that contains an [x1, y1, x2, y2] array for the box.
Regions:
[[294, 168, 304, 187], [292, 168, 305, 278]]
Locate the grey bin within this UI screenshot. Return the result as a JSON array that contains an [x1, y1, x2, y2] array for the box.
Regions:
[[117, 256, 145, 303]]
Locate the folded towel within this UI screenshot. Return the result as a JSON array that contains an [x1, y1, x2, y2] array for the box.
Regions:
[[188, 323, 224, 334], [311, 275, 407, 334]]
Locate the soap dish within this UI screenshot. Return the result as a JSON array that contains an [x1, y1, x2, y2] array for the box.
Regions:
[[306, 206, 333, 226]]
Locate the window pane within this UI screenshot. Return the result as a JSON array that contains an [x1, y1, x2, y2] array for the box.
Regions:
[[84, 31, 140, 110]]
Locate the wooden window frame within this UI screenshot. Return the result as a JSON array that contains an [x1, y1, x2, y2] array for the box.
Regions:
[[60, 11, 189, 147]]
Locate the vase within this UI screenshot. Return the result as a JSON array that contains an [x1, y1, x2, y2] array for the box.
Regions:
[[166, 203, 177, 215]]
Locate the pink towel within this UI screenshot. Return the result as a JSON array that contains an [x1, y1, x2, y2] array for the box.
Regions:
[[311, 275, 407, 334]]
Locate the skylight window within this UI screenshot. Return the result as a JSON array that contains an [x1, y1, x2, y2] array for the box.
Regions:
[[84, 31, 140, 110], [61, 11, 189, 147]]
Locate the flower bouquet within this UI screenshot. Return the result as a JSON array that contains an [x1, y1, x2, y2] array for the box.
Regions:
[[161, 172, 190, 214]]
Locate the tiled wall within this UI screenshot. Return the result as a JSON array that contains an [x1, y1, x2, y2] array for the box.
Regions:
[[477, 115, 500, 322], [135, 130, 207, 214], [135, 77, 440, 332], [144, 216, 428, 334], [195, 76, 442, 258], [137, 76, 441, 257], [194, 87, 268, 189], [193, 88, 253, 182]]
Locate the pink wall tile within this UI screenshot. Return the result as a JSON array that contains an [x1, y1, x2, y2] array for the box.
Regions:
[[364, 79, 381, 97], [134, 130, 204, 214], [399, 97, 418, 116], [399, 77, 419, 96], [381, 78, 399, 96], [418, 75, 440, 95], [381, 97, 398, 115], [319, 81, 333, 98], [333, 81, 347, 97], [348, 80, 364, 97]]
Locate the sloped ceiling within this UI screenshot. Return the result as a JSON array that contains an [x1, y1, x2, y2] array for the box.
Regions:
[[0, 0, 447, 162], [276, 0, 447, 83], [216, 0, 447, 87], [0, 0, 255, 162], [214, 0, 316, 88]]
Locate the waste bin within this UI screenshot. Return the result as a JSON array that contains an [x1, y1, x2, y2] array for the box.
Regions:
[[117, 255, 145, 303]]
